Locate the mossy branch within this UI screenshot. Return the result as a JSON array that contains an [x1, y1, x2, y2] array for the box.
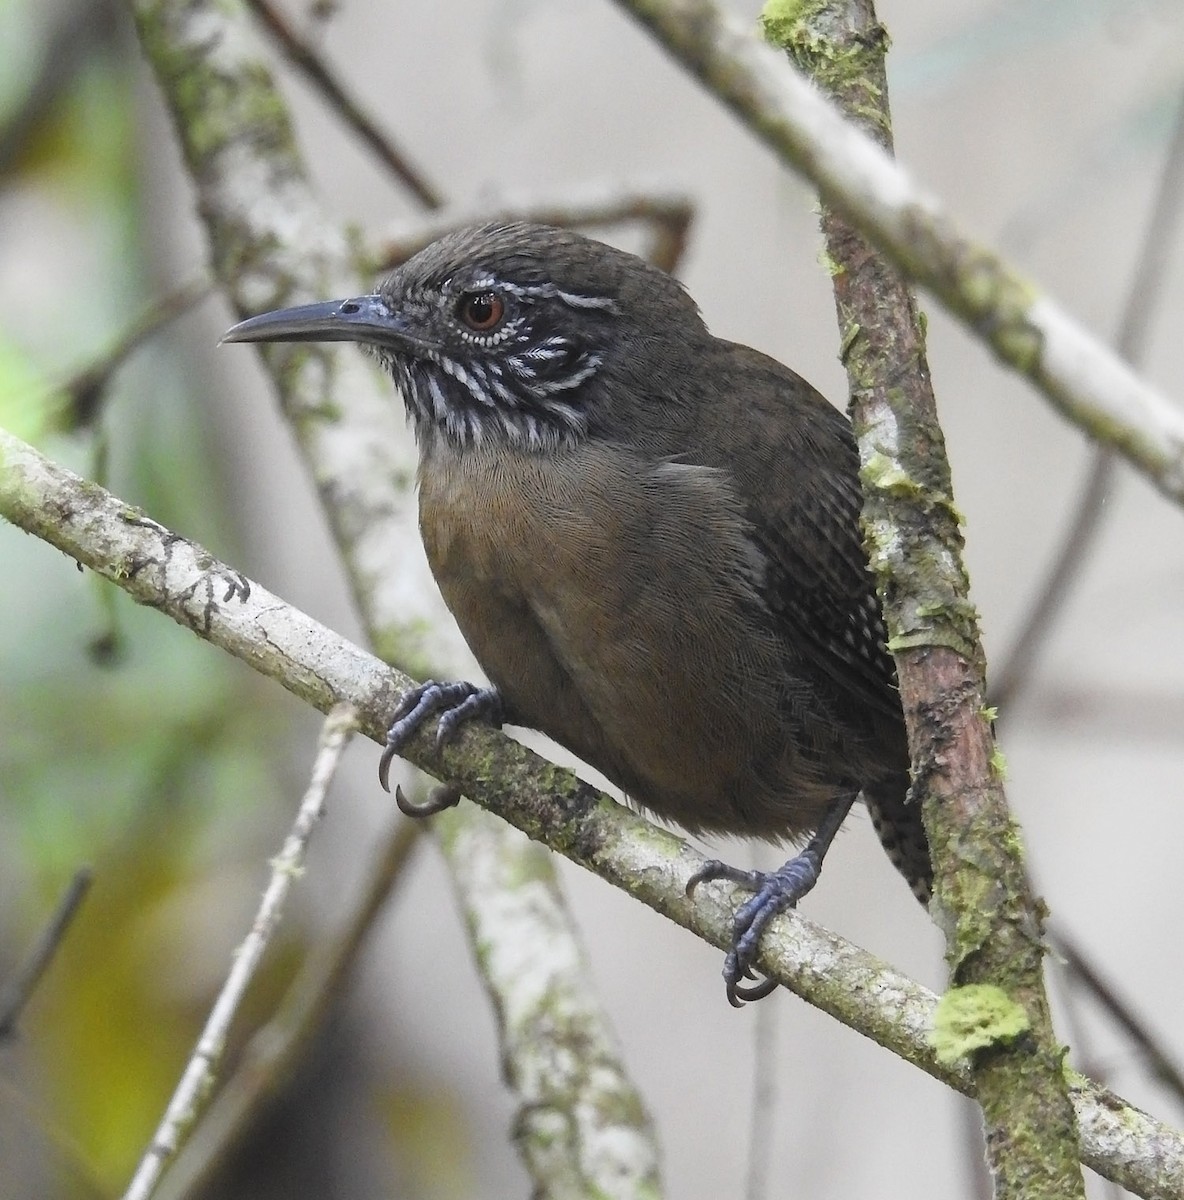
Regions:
[[759, 1, 1085, 1196]]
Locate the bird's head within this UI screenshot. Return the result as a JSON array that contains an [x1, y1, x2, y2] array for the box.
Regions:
[[222, 222, 705, 451]]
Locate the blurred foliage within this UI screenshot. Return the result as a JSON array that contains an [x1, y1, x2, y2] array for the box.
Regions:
[[0, 1, 474, 1194], [381, 1081, 476, 1200], [0, 0, 307, 1190], [0, 336, 62, 444]]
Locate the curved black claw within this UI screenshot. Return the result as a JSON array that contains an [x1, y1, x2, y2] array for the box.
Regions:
[[686, 792, 857, 1006], [378, 680, 504, 792], [394, 783, 463, 818], [687, 853, 823, 1007]]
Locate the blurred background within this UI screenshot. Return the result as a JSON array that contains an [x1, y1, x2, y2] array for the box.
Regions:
[[1, 0, 1183, 1196]]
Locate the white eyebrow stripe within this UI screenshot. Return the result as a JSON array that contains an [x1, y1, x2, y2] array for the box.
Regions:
[[553, 288, 619, 312]]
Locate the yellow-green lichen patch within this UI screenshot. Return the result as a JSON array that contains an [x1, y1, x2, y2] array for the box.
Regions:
[[931, 984, 1030, 1067], [862, 451, 921, 498], [759, 0, 819, 47], [759, 0, 891, 136], [989, 745, 1008, 780]]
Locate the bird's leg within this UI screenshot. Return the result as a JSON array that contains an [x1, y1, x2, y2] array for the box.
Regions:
[[378, 680, 504, 794], [687, 791, 858, 1006]]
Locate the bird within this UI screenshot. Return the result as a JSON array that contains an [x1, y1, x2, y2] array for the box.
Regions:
[[222, 222, 931, 1005]]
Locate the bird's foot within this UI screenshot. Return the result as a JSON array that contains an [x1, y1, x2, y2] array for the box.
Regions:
[[686, 791, 858, 1006], [686, 851, 824, 1006], [378, 680, 503, 794]]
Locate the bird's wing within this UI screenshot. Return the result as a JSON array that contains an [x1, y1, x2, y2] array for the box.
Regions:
[[692, 343, 902, 721]]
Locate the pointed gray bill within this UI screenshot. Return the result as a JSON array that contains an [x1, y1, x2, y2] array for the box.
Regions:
[[221, 295, 405, 348]]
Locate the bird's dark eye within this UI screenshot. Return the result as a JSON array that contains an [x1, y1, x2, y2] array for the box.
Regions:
[[457, 291, 506, 332]]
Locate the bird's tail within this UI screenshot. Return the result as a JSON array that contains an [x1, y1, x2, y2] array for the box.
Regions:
[[864, 774, 932, 905]]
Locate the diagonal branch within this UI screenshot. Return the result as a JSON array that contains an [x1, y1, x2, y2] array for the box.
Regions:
[[0, 869, 93, 1039], [610, 0, 1184, 506], [157, 818, 423, 1200], [243, 0, 443, 208], [2, 426, 1182, 1199], [372, 187, 695, 276]]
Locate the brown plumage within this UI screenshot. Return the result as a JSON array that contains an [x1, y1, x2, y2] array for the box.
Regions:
[[223, 222, 931, 1004]]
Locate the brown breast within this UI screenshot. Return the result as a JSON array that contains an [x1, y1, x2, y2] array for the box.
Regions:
[[416, 437, 840, 839]]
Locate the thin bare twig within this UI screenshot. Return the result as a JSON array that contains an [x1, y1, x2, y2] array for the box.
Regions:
[[743, 978, 778, 1200], [59, 275, 214, 430], [373, 188, 696, 275], [243, 0, 442, 209], [158, 818, 422, 1200], [243, 0, 695, 276], [122, 704, 359, 1200], [991, 87, 1184, 710], [0, 868, 93, 1038], [1026, 685, 1184, 741], [1052, 927, 1184, 1113]]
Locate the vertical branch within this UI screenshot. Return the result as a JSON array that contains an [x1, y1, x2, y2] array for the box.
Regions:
[[763, 2, 1084, 1196], [435, 804, 663, 1197], [124, 0, 664, 1192]]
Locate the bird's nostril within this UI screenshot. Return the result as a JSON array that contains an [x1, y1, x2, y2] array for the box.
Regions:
[[339, 301, 361, 315]]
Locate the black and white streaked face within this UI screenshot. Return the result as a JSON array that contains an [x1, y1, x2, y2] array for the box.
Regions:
[[372, 229, 622, 450], [224, 222, 704, 452]]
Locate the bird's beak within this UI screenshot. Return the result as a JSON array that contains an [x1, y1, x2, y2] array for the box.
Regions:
[[221, 294, 409, 349]]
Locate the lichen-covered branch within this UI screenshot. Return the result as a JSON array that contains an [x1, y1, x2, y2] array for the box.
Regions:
[[762, 2, 1084, 1196], [611, 0, 1184, 506], [3, 426, 1181, 1199], [436, 804, 662, 1198]]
